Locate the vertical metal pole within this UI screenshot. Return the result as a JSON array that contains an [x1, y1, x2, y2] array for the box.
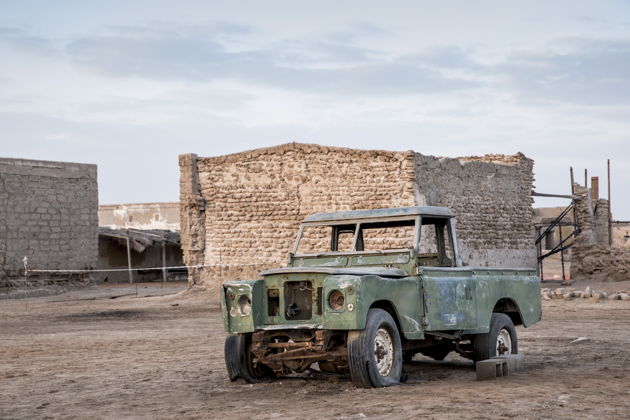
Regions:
[[536, 227, 543, 280], [126, 229, 133, 284], [608, 159, 612, 246], [161, 232, 167, 288], [569, 167, 578, 234], [584, 169, 587, 187], [559, 224, 565, 281]]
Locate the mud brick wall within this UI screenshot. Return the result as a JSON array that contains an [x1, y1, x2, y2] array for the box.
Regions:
[[413, 153, 535, 268], [570, 184, 619, 281], [0, 158, 98, 287], [179, 143, 535, 290]]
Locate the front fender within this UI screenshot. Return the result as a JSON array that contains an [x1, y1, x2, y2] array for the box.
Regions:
[[322, 275, 424, 339], [221, 279, 264, 333]]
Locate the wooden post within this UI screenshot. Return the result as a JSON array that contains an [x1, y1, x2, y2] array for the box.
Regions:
[[559, 224, 565, 281], [126, 229, 133, 284], [569, 166, 578, 234], [584, 169, 588, 187], [608, 159, 612, 246], [161, 232, 167, 287]]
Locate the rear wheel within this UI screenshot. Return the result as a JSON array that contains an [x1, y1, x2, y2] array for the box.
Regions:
[[472, 313, 518, 362], [347, 308, 403, 388], [224, 334, 275, 383]]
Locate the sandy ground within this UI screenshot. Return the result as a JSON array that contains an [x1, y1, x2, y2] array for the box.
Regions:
[[1, 283, 629, 420]]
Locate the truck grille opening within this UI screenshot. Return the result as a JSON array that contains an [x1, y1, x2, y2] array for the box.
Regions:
[[284, 281, 313, 320], [316, 287, 323, 315], [267, 288, 279, 316]]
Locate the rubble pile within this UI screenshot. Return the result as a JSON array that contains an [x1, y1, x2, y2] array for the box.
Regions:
[[541, 286, 630, 302], [571, 243, 630, 282]]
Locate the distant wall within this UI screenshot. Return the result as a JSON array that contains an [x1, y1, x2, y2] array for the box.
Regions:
[[179, 143, 535, 291], [99, 202, 180, 231], [612, 222, 630, 248], [0, 158, 98, 286]]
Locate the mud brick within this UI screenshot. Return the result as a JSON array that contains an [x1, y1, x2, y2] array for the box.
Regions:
[[476, 359, 509, 380], [493, 354, 524, 373]]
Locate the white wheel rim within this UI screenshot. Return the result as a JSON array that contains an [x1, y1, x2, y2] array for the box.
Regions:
[[374, 328, 394, 377], [496, 328, 512, 356]]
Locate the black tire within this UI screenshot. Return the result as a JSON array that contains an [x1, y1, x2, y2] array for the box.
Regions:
[[471, 313, 518, 362], [224, 334, 274, 383], [347, 308, 403, 388], [419, 345, 451, 361]]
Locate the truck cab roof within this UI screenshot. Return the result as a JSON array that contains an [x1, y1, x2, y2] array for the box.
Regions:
[[303, 206, 454, 223]]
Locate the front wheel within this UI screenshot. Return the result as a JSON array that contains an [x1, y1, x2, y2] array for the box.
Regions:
[[224, 334, 275, 383], [471, 313, 518, 362], [347, 308, 403, 388]]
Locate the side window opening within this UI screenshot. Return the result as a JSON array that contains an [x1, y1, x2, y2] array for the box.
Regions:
[[419, 218, 454, 267]]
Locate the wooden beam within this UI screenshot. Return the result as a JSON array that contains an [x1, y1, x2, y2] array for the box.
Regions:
[[531, 191, 577, 199]]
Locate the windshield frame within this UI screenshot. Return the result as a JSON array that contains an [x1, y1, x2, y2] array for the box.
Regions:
[[292, 216, 421, 256]]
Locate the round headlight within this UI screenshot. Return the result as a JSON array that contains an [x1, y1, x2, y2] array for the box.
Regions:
[[328, 290, 345, 310], [237, 294, 252, 316]]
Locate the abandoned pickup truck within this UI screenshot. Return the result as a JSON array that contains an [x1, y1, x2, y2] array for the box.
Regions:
[[221, 206, 541, 388]]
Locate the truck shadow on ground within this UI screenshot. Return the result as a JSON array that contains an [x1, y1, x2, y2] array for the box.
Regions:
[[269, 356, 475, 386]]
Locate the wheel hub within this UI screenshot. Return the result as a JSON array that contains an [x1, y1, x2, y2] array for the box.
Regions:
[[374, 328, 394, 377], [496, 328, 512, 356]]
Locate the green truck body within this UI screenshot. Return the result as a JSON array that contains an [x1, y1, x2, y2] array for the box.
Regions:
[[221, 206, 541, 387]]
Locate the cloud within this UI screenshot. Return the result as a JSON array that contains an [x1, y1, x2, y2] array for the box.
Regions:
[[494, 38, 630, 105], [60, 23, 480, 94], [0, 26, 57, 54]]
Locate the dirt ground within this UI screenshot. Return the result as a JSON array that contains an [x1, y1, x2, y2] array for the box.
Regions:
[[1, 282, 629, 420]]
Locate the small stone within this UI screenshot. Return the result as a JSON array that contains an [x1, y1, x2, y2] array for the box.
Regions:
[[608, 294, 620, 301], [584, 286, 592, 298], [562, 292, 574, 300], [620, 293, 630, 301], [569, 337, 591, 345], [542, 292, 551, 301], [589, 293, 603, 303], [557, 394, 571, 406], [574, 291, 584, 298]]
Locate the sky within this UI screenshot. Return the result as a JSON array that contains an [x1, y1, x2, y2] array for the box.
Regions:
[[1, 1, 629, 218]]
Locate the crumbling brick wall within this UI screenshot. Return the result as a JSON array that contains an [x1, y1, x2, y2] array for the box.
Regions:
[[0, 158, 98, 288], [413, 153, 535, 267], [179, 143, 535, 291], [570, 184, 626, 281]]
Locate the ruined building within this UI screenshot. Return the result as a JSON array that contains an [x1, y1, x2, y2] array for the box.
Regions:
[[0, 158, 98, 290], [179, 143, 535, 291], [570, 183, 630, 282], [98, 202, 180, 231], [96, 202, 184, 283]]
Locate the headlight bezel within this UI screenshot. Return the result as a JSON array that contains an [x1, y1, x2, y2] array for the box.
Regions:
[[327, 289, 345, 311]]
